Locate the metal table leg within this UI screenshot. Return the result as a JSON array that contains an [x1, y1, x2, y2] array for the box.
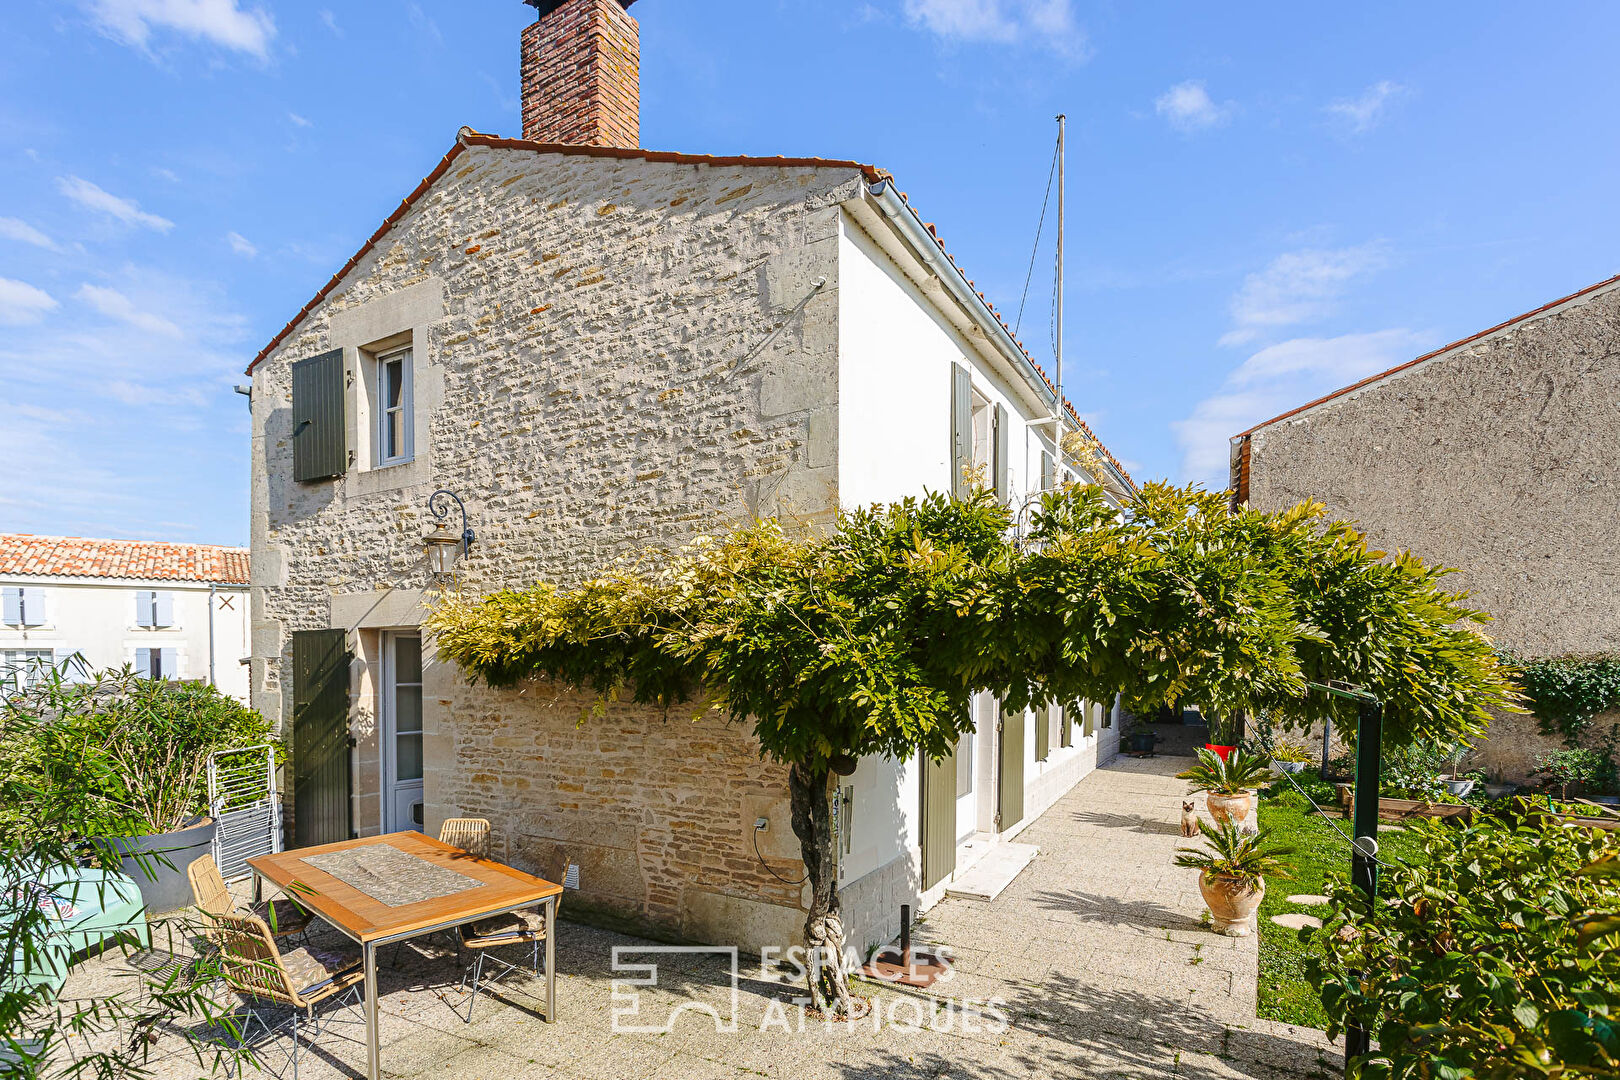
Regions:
[[545, 896, 556, 1023], [364, 941, 379, 1080]]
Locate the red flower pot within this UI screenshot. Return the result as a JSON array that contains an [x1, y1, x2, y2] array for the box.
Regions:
[[1205, 743, 1236, 761]]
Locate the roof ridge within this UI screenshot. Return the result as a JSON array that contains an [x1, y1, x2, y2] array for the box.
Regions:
[[242, 129, 1134, 492], [1235, 271, 1620, 438]]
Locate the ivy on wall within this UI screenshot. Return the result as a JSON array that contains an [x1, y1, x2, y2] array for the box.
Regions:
[[1507, 654, 1620, 747]]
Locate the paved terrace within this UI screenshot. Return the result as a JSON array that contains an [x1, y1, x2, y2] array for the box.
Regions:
[[57, 757, 1336, 1079]]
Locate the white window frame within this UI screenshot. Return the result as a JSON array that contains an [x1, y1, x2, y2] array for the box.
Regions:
[[375, 346, 414, 467], [969, 389, 992, 473]]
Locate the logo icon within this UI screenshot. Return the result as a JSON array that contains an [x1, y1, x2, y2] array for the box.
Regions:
[[610, 946, 740, 1034]]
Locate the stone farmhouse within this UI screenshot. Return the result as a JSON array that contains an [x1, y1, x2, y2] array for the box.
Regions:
[[247, 0, 1135, 952], [1231, 273, 1620, 781]]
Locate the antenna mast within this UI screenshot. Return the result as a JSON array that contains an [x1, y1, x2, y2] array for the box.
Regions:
[[1054, 114, 1066, 454]]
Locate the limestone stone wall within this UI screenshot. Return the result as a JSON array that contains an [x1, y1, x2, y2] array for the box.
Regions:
[[250, 141, 862, 942], [1244, 282, 1620, 779]]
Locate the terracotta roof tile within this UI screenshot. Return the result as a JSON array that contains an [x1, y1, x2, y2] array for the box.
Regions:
[[0, 535, 249, 584]]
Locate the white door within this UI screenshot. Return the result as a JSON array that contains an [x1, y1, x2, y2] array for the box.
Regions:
[[382, 632, 424, 833]]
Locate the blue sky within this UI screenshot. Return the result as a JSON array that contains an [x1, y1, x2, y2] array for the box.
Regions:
[[4, 1, 1619, 546]]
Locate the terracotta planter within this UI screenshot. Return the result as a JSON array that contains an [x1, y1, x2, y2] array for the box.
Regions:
[[1204, 791, 1254, 829], [1204, 743, 1236, 761], [1199, 872, 1265, 937]]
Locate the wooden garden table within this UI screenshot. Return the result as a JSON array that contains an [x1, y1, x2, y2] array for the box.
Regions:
[[248, 831, 562, 1080]]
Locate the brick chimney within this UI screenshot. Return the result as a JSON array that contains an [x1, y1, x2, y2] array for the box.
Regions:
[[520, 0, 640, 148]]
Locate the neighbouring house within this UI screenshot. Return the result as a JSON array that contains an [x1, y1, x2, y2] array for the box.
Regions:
[[0, 534, 251, 701], [1231, 273, 1620, 781], [247, 0, 1135, 953]]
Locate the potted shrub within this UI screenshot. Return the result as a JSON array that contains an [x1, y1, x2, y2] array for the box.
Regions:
[[1175, 819, 1292, 936], [1269, 738, 1313, 775], [2, 666, 277, 914], [1177, 747, 1274, 829], [1437, 746, 1478, 797]]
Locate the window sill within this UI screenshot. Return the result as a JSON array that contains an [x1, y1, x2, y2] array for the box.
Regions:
[[372, 457, 415, 471]]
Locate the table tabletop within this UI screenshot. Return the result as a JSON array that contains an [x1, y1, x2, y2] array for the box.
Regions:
[[248, 831, 562, 944]]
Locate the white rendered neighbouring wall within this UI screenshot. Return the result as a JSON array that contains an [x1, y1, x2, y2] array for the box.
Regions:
[[0, 576, 251, 701], [832, 210, 1118, 946]]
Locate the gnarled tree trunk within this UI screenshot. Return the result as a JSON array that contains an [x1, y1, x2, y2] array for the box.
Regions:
[[787, 761, 854, 1016]]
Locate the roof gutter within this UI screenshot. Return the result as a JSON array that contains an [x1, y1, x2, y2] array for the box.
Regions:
[[864, 178, 1133, 496]]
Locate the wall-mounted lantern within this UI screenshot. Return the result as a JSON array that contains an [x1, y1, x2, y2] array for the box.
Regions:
[[425, 489, 475, 576]]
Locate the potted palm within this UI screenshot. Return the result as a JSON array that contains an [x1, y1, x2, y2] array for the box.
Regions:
[[1177, 747, 1274, 829], [1175, 819, 1292, 936]]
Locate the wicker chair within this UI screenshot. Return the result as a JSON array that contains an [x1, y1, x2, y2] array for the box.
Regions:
[[437, 818, 492, 859], [205, 911, 365, 1080], [188, 854, 312, 940], [447, 894, 562, 1023]]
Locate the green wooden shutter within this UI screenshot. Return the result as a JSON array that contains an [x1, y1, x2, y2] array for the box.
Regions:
[[291, 349, 347, 483], [920, 744, 958, 890], [998, 707, 1024, 831], [950, 364, 973, 499], [1034, 705, 1050, 761], [993, 402, 1009, 503], [1060, 702, 1073, 747], [291, 629, 352, 847]]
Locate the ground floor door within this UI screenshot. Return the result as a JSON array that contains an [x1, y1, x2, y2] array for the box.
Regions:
[[920, 742, 957, 890], [998, 707, 1024, 832], [381, 632, 424, 833], [291, 629, 351, 847]]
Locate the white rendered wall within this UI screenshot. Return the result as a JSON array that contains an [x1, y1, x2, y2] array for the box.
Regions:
[[834, 210, 1118, 913], [0, 576, 251, 702]]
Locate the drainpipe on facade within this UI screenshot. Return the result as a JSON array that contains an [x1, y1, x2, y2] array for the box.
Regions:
[[208, 582, 216, 688]]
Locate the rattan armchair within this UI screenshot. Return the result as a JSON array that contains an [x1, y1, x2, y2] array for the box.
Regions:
[[447, 893, 562, 1022], [206, 910, 366, 1079], [189, 854, 312, 939], [437, 818, 492, 858]]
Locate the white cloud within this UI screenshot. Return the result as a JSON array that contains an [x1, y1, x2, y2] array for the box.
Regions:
[[84, 0, 275, 59], [1155, 80, 1233, 133], [1326, 80, 1405, 134], [76, 284, 184, 337], [1220, 243, 1388, 346], [317, 9, 341, 36], [1173, 329, 1434, 486], [226, 231, 257, 257], [902, 0, 1087, 54], [0, 266, 250, 542], [0, 279, 59, 326], [287, 112, 312, 128], [56, 176, 174, 232], [0, 218, 58, 250]]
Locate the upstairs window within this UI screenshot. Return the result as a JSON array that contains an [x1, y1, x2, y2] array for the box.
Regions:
[[2, 587, 45, 627], [377, 346, 414, 466], [135, 591, 175, 628]]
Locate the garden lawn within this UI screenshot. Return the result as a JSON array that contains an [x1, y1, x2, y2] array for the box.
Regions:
[[1255, 783, 1429, 1029]]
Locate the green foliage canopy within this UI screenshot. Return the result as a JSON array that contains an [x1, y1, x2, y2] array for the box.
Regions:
[[1511, 654, 1620, 747], [1309, 809, 1620, 1078], [430, 483, 1518, 770]]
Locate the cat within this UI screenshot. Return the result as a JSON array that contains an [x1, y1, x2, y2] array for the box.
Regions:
[[1180, 800, 1199, 837]]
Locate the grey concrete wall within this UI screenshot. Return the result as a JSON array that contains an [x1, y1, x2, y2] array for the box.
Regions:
[[1244, 282, 1620, 780]]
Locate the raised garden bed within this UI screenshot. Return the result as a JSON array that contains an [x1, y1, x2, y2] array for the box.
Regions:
[[1335, 785, 1473, 823]]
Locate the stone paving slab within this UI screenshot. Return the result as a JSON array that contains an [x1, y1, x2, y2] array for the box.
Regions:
[[47, 756, 1337, 1079]]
